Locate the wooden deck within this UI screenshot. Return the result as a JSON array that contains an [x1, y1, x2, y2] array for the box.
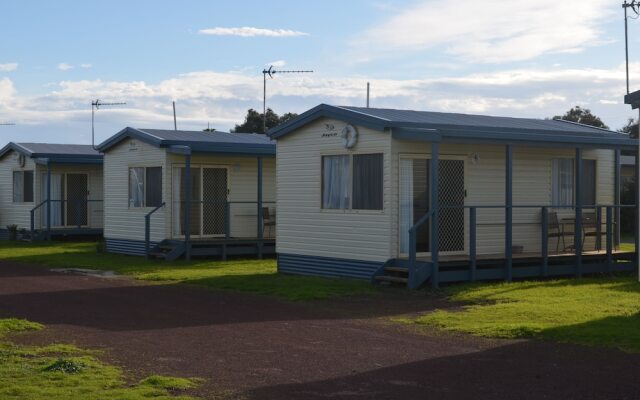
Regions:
[[414, 249, 634, 264]]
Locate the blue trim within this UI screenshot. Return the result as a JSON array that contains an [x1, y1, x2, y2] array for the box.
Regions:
[[392, 128, 441, 142], [0, 142, 103, 163], [106, 238, 156, 256], [575, 148, 583, 277], [277, 253, 383, 280], [615, 149, 621, 245], [624, 89, 640, 109], [268, 104, 638, 149], [97, 127, 276, 156], [430, 142, 439, 288]]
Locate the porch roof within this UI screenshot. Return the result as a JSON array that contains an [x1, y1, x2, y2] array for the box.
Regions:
[[0, 142, 103, 164], [268, 104, 638, 149], [97, 127, 275, 156]]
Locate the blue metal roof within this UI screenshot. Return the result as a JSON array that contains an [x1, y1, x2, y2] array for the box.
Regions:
[[268, 104, 638, 149], [0, 142, 103, 164], [97, 127, 275, 156]]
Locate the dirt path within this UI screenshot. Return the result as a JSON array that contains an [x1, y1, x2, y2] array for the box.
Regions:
[[1, 261, 639, 400]]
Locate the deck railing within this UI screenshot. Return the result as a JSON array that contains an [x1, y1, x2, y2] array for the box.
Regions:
[[30, 199, 103, 240], [408, 203, 638, 286]]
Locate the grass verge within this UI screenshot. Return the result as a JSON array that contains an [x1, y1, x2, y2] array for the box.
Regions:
[[0, 241, 376, 301], [0, 318, 202, 400], [400, 276, 640, 352]]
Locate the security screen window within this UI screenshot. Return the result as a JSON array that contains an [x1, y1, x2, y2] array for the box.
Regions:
[[552, 158, 596, 207], [12, 170, 34, 203]]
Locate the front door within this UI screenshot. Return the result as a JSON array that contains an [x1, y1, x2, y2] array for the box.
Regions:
[[202, 167, 228, 236], [66, 174, 88, 227], [399, 157, 465, 256]]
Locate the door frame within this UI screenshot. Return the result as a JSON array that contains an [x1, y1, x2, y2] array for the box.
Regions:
[[398, 153, 468, 258], [171, 164, 230, 239]]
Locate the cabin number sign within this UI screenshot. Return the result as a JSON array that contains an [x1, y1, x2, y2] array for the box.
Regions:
[[321, 123, 358, 149]]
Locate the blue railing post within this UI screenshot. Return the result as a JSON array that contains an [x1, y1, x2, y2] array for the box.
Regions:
[[184, 153, 192, 261], [430, 142, 440, 288], [596, 206, 602, 251], [224, 201, 231, 240], [505, 145, 513, 282], [145, 213, 151, 259], [606, 206, 613, 272], [575, 148, 583, 278], [408, 227, 417, 288], [614, 149, 621, 247], [541, 206, 549, 277], [257, 157, 264, 259], [46, 162, 51, 241], [470, 207, 477, 282], [30, 209, 35, 239]]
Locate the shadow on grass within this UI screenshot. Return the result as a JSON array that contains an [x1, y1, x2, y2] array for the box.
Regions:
[[541, 313, 640, 353]]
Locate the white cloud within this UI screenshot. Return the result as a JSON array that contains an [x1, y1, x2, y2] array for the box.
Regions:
[[0, 63, 638, 144], [198, 27, 308, 37], [267, 60, 286, 68], [80, 63, 92, 68], [353, 0, 613, 63], [0, 63, 18, 72], [58, 63, 74, 71]]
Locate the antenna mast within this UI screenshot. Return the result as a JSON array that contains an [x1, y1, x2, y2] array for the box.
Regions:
[[262, 65, 313, 133], [623, 0, 640, 94], [91, 99, 126, 150]]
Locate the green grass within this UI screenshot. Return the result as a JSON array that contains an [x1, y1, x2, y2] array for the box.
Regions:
[[0, 319, 202, 400], [403, 276, 640, 352], [0, 241, 376, 301]]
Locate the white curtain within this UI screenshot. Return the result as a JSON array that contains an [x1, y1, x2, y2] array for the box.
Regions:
[[552, 159, 574, 206], [40, 173, 63, 226], [322, 155, 350, 209], [129, 167, 145, 207], [399, 159, 414, 254], [172, 167, 182, 236]]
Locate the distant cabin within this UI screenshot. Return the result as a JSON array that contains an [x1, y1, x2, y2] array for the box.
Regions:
[[0, 142, 103, 240], [269, 104, 639, 287], [97, 128, 275, 260]]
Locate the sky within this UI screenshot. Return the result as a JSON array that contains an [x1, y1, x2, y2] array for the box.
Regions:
[[0, 0, 639, 145]]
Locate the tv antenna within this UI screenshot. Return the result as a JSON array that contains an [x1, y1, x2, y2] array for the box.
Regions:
[[623, 0, 640, 94], [91, 99, 126, 150], [262, 65, 313, 133]]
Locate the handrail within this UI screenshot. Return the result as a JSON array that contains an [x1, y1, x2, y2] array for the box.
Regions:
[[30, 200, 48, 236], [145, 202, 166, 258], [408, 209, 434, 288]]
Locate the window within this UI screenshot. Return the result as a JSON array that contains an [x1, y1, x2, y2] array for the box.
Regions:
[[129, 167, 162, 207], [353, 154, 383, 210], [13, 170, 34, 203], [322, 153, 383, 210], [552, 158, 596, 207]]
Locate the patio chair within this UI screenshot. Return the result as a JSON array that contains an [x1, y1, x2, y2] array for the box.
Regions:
[[547, 211, 567, 254], [581, 211, 599, 251], [262, 207, 276, 238]]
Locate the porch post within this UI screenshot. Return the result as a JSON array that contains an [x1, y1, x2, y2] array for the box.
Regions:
[[635, 150, 639, 275], [257, 156, 264, 259], [614, 149, 621, 247], [47, 162, 52, 241], [575, 148, 583, 277], [505, 145, 513, 282], [430, 142, 439, 288], [184, 153, 192, 261]]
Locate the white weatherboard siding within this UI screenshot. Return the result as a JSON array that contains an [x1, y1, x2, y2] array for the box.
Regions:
[[390, 141, 615, 257], [0, 150, 37, 230], [165, 153, 276, 239], [276, 118, 392, 263], [103, 139, 167, 243]]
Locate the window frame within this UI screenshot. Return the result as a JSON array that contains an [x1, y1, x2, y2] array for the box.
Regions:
[[12, 170, 34, 203], [551, 157, 597, 207], [320, 152, 384, 212], [128, 166, 163, 208]]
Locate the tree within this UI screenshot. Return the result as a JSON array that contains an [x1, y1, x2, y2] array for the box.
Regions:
[[618, 118, 639, 139], [233, 108, 298, 134], [552, 106, 609, 129]]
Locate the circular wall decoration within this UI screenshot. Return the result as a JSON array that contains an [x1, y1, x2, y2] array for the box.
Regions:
[[341, 124, 358, 149]]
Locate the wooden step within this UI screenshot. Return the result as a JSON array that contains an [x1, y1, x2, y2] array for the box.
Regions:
[[384, 266, 408, 273], [374, 275, 408, 284]]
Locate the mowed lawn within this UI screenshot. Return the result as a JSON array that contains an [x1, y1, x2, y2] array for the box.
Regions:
[[0, 318, 202, 400], [402, 272, 640, 352], [0, 241, 375, 301]]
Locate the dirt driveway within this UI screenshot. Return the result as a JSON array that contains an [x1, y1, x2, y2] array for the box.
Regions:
[[0, 261, 639, 400]]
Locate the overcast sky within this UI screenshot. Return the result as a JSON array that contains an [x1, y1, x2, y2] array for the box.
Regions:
[[1, 0, 639, 144]]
